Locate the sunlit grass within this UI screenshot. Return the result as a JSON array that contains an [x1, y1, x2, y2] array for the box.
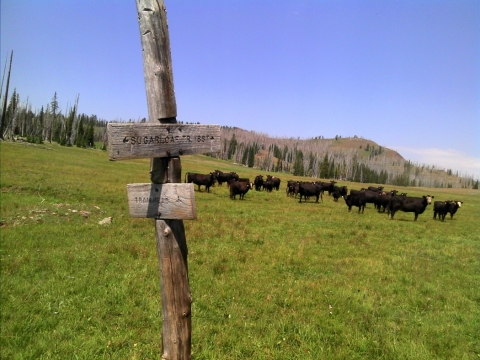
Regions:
[[1, 141, 479, 359]]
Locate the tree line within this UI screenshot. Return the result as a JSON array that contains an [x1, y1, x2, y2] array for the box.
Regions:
[[1, 90, 108, 149], [1, 91, 477, 189]]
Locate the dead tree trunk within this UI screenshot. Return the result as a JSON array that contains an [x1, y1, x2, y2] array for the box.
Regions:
[[0, 51, 13, 140], [135, 1, 192, 359]]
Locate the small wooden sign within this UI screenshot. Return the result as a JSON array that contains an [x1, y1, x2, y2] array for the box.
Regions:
[[107, 123, 220, 160], [127, 183, 196, 220]]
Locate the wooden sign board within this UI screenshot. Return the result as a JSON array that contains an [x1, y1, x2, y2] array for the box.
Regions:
[[107, 123, 220, 160], [127, 183, 196, 220]]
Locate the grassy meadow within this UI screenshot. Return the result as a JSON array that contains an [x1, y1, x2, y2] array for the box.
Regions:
[[1, 141, 479, 359]]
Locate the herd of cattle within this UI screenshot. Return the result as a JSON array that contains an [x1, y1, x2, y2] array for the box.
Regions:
[[184, 170, 463, 221]]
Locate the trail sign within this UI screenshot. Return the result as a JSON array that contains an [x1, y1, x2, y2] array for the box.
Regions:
[[127, 183, 196, 219], [107, 123, 220, 160]]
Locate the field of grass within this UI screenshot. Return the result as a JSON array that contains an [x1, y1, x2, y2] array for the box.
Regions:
[[1, 141, 479, 359]]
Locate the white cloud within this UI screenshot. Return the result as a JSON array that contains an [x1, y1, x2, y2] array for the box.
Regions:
[[393, 146, 480, 180]]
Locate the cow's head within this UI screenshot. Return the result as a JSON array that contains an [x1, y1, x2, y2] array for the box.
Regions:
[[424, 195, 434, 204], [454, 200, 463, 208]]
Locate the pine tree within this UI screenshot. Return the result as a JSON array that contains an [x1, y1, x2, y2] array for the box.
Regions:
[[241, 145, 249, 165], [75, 117, 85, 147], [86, 121, 95, 147], [227, 133, 237, 159], [319, 153, 329, 179], [248, 146, 255, 167], [49, 92, 59, 143]]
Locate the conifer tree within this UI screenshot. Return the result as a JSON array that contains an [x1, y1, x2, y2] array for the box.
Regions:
[[49, 92, 59, 143], [248, 146, 255, 167]]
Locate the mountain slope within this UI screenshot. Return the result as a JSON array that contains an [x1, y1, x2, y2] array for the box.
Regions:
[[216, 126, 477, 189]]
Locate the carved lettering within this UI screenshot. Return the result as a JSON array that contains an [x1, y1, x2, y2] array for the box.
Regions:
[[108, 123, 221, 160], [135, 196, 160, 203]]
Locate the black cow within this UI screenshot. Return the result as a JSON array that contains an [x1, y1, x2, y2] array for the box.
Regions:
[[215, 170, 238, 186], [375, 193, 406, 212], [263, 179, 274, 192], [298, 182, 323, 203], [229, 180, 252, 200], [344, 193, 366, 213], [388, 195, 434, 221], [448, 200, 463, 219], [375, 193, 392, 212], [433, 200, 462, 221], [254, 175, 264, 191], [286, 180, 296, 196], [433, 201, 456, 222], [364, 190, 384, 207], [266, 175, 281, 191], [332, 186, 348, 201], [318, 180, 337, 196], [185, 172, 216, 193], [350, 189, 382, 207]]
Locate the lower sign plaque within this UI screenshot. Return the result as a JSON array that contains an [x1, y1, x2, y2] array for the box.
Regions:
[[127, 183, 196, 220]]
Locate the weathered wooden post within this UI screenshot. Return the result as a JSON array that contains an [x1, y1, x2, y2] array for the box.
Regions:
[[107, 1, 220, 358]]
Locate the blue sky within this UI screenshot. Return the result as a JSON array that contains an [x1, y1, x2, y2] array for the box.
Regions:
[[1, 0, 479, 178]]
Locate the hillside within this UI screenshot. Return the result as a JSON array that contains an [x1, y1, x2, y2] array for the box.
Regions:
[[216, 126, 477, 189]]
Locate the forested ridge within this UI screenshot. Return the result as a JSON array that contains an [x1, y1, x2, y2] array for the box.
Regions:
[[0, 91, 478, 189], [215, 127, 478, 189]]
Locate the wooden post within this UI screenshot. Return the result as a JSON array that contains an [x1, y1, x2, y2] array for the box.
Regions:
[[135, 1, 191, 358]]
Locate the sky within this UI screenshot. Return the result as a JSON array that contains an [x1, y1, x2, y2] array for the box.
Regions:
[[1, 0, 479, 179]]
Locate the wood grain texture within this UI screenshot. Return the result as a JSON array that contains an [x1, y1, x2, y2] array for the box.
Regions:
[[137, 0, 176, 120], [156, 219, 192, 360], [107, 123, 220, 160], [136, 0, 192, 358], [127, 183, 196, 220]]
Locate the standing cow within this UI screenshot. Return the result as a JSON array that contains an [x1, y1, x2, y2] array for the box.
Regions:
[[388, 195, 434, 221], [332, 185, 348, 201], [344, 193, 366, 213], [298, 182, 323, 203], [266, 175, 281, 191], [185, 172, 216, 193], [215, 170, 238, 186], [229, 180, 252, 200], [448, 200, 463, 219], [254, 175, 264, 191]]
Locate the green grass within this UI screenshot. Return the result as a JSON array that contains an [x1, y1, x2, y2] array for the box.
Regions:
[[1, 141, 479, 359]]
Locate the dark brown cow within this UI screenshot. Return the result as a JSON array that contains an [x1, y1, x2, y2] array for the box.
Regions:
[[266, 175, 281, 191], [215, 170, 238, 186], [254, 175, 264, 191], [229, 180, 252, 200], [185, 172, 216, 192]]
